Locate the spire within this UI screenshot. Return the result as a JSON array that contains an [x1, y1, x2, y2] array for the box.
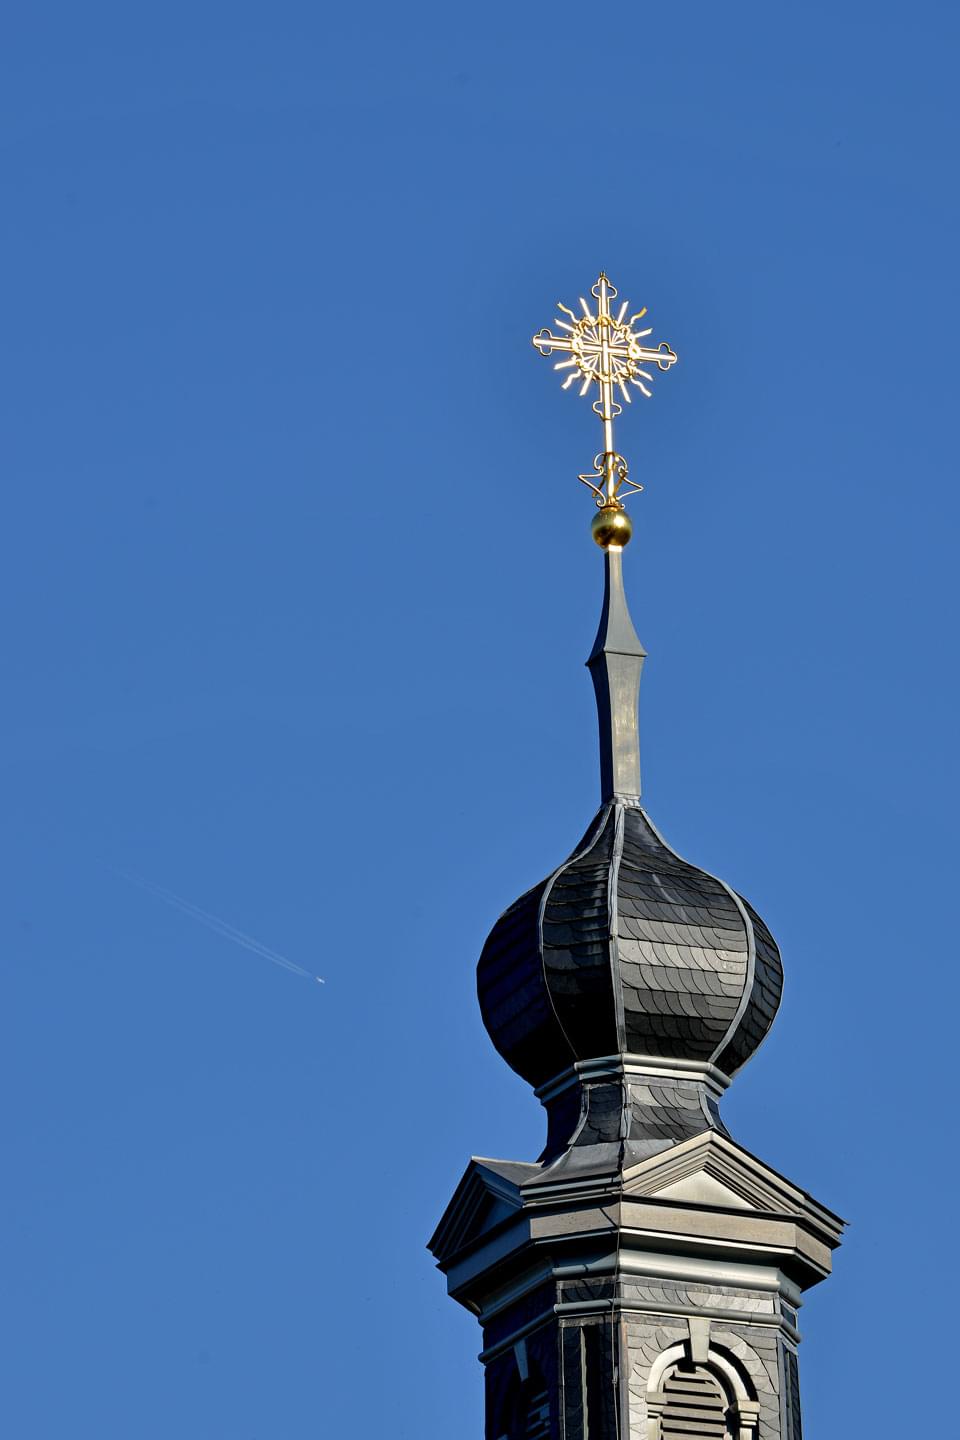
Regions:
[[587, 547, 646, 801], [532, 270, 676, 802], [431, 272, 844, 1440]]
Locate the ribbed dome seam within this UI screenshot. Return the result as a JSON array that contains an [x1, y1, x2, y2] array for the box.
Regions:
[[478, 800, 781, 1087], [535, 802, 613, 1069], [608, 803, 628, 1053], [637, 807, 756, 1073], [709, 881, 757, 1073]]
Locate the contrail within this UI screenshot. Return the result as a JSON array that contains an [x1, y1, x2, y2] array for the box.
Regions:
[[110, 867, 325, 984]]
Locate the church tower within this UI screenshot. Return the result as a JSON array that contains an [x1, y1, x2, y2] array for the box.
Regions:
[[428, 274, 843, 1440]]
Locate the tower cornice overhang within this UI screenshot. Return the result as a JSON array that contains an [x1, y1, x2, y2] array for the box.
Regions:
[[431, 1134, 845, 1319], [440, 1204, 838, 1316]]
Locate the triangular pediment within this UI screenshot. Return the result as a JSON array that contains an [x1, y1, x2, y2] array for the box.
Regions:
[[624, 1130, 841, 1229], [651, 1168, 755, 1210], [428, 1157, 537, 1265]]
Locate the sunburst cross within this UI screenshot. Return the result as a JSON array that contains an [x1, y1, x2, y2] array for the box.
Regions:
[[532, 272, 677, 509]]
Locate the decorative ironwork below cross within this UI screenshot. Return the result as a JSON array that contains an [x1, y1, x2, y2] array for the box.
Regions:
[[532, 272, 677, 509]]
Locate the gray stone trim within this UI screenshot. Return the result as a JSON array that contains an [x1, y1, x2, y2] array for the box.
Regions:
[[478, 1308, 557, 1365], [469, 1249, 804, 1328], [474, 1255, 612, 1326], [712, 1328, 781, 1440], [621, 1130, 845, 1240], [617, 1250, 803, 1305], [555, 1296, 788, 1324], [634, 1329, 777, 1440], [535, 1053, 731, 1105], [557, 1298, 787, 1332]]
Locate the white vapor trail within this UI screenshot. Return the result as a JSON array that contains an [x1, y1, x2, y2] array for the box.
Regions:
[[111, 867, 325, 984]]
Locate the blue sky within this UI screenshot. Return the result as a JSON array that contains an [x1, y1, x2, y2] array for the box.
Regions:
[[2, 4, 957, 1436]]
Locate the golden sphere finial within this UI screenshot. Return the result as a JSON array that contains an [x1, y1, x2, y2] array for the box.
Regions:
[[591, 502, 633, 550]]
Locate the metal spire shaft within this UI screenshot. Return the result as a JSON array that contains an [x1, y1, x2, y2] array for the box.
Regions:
[[586, 546, 646, 802]]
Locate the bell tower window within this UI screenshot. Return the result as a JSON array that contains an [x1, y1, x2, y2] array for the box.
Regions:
[[520, 1383, 550, 1440], [646, 1343, 761, 1440], [660, 1361, 730, 1439]]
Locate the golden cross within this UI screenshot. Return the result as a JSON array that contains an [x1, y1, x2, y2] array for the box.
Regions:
[[532, 272, 677, 508]]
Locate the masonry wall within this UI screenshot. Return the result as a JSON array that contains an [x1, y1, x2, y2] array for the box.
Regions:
[[478, 1273, 803, 1440], [622, 1278, 796, 1440]]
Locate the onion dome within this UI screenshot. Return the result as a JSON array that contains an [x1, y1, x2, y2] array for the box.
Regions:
[[476, 548, 782, 1164]]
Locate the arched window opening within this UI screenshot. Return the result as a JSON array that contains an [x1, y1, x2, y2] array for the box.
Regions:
[[660, 1360, 730, 1439], [497, 1367, 550, 1440], [520, 1382, 550, 1440], [646, 1342, 760, 1440]]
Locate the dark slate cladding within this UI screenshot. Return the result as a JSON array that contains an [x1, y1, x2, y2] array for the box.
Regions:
[[539, 1073, 730, 1168], [477, 800, 783, 1088], [540, 807, 619, 1060], [717, 898, 784, 1075], [560, 1316, 618, 1440], [481, 1277, 557, 1353], [783, 1347, 803, 1440], [617, 809, 748, 1060], [570, 1082, 623, 1147], [477, 879, 574, 1088], [540, 1082, 584, 1160], [484, 1322, 560, 1440], [626, 1076, 730, 1153]]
